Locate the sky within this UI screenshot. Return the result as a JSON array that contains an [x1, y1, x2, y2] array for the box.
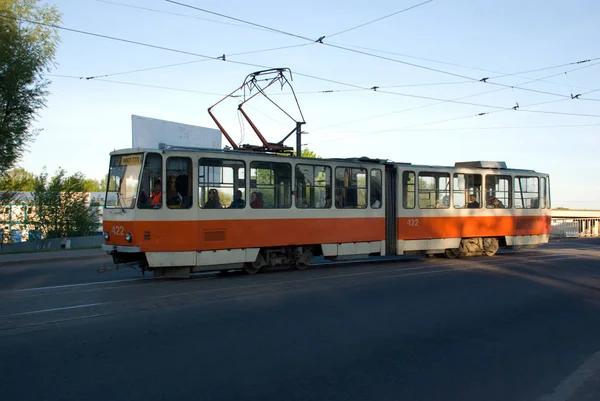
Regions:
[[15, 0, 600, 209]]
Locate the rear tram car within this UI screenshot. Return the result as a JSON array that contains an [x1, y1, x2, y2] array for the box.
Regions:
[[102, 146, 551, 278]]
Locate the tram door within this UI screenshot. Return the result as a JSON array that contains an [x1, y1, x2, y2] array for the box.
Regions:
[[384, 164, 397, 256]]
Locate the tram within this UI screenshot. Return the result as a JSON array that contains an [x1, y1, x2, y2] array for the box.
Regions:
[[101, 69, 551, 277], [101, 147, 551, 277]]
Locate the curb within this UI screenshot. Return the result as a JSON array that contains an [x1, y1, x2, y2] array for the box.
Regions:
[[0, 253, 111, 267]]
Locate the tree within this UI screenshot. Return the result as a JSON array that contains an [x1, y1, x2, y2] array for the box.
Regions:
[[32, 168, 99, 238], [0, 166, 35, 191], [0, 0, 61, 173]]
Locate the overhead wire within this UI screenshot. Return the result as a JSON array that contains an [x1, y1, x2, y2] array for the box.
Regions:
[[325, 0, 433, 38], [308, 88, 600, 145], [9, 11, 598, 127], [84, 43, 314, 79], [106, 0, 592, 93], [95, 0, 273, 33], [164, 0, 314, 42], [326, 40, 596, 91], [309, 60, 600, 132], [48, 74, 232, 97], [164, 0, 599, 100]]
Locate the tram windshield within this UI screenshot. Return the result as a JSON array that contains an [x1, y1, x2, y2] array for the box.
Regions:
[[105, 153, 143, 209]]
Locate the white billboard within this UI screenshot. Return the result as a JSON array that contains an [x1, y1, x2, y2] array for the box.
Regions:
[[131, 115, 222, 149]]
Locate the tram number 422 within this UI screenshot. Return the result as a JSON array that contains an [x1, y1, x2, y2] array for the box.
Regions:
[[406, 219, 419, 227], [111, 226, 125, 236]]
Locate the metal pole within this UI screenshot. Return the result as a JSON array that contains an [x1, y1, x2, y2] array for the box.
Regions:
[[296, 122, 302, 158]]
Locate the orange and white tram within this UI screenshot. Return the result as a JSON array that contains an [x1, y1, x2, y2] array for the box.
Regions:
[[101, 145, 551, 278]]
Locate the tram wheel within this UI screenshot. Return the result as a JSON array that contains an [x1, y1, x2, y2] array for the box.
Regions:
[[242, 262, 261, 275], [483, 238, 499, 256], [295, 263, 308, 271], [444, 248, 460, 259]]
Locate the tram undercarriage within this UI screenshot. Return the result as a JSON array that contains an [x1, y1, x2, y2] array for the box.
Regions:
[[103, 234, 547, 278]]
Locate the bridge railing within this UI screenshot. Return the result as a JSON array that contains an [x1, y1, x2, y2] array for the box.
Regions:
[[551, 210, 600, 238]]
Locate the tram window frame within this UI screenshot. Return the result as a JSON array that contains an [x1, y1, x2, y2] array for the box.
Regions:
[[335, 167, 368, 209], [453, 173, 482, 209], [418, 172, 450, 209], [485, 175, 511, 209], [136, 152, 163, 210], [540, 177, 547, 209], [403, 171, 415, 209], [514, 176, 539, 209], [370, 169, 383, 209], [198, 158, 246, 210], [250, 161, 292, 209], [295, 164, 331, 209], [545, 176, 551, 209], [166, 156, 193, 209]]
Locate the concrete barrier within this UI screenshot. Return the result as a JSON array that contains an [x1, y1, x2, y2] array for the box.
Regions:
[[0, 248, 110, 267], [0, 235, 104, 254]]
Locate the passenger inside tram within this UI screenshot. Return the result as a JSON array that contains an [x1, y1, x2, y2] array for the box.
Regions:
[[166, 175, 182, 207], [204, 188, 222, 209], [250, 191, 264, 208], [467, 194, 480, 208], [229, 190, 245, 208], [488, 196, 504, 208]]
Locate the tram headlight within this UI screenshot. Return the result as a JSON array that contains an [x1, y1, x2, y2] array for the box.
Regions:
[[103, 232, 110, 241], [125, 232, 132, 242]]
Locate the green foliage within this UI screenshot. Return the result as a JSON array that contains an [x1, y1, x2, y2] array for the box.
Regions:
[[32, 168, 99, 238], [0, 167, 35, 191], [280, 148, 320, 159], [0, 0, 61, 173]]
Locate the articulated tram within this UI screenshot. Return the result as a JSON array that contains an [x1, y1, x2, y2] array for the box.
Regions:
[[101, 145, 551, 278]]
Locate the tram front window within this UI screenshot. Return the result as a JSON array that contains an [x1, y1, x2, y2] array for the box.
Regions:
[[105, 153, 143, 209]]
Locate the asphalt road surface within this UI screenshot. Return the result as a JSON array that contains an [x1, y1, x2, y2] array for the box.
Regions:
[[1, 238, 599, 401]]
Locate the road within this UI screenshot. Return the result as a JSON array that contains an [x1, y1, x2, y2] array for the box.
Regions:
[[0, 238, 599, 401]]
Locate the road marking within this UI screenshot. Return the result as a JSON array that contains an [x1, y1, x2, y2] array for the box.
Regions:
[[0, 252, 579, 296], [539, 349, 600, 401], [4, 278, 145, 293], [4, 303, 106, 317], [0, 252, 592, 330]]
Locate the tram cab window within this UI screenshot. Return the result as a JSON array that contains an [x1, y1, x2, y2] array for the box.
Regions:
[[137, 153, 163, 209], [106, 153, 144, 209], [370, 169, 382, 209], [403, 171, 415, 209], [418, 172, 450, 209], [198, 158, 246, 209], [166, 157, 192, 209], [485, 175, 511, 208], [250, 161, 291, 209], [514, 176, 539, 209], [453, 174, 482, 208], [295, 164, 331, 208], [335, 167, 367, 209]]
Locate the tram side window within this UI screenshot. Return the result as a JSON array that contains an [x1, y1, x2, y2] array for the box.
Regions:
[[335, 167, 367, 209], [514, 176, 539, 209], [485, 175, 511, 208], [403, 171, 415, 209], [166, 157, 192, 209], [198, 158, 246, 209], [370, 169, 382, 209], [137, 153, 163, 209], [453, 173, 482, 208], [295, 164, 331, 208], [250, 161, 292, 208], [418, 172, 450, 209]]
